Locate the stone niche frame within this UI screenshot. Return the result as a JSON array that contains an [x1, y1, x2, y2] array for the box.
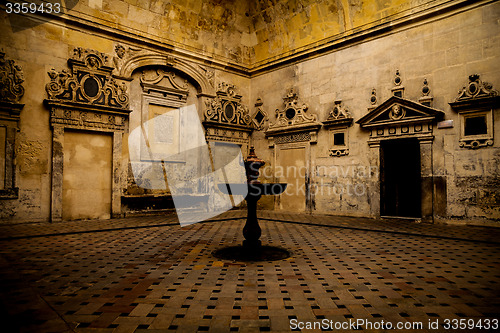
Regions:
[[203, 82, 253, 153], [0, 51, 24, 199], [357, 95, 444, 222], [266, 89, 321, 213], [449, 74, 499, 149], [139, 68, 190, 162], [44, 48, 131, 222]]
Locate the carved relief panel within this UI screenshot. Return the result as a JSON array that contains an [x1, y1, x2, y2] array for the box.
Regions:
[[0, 50, 24, 199]]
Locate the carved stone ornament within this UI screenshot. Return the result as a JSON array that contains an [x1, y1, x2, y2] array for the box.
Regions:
[[140, 68, 189, 103], [266, 89, 321, 142], [204, 82, 252, 128], [0, 51, 24, 199], [322, 100, 353, 129], [450, 74, 499, 110], [46, 47, 129, 110], [391, 69, 405, 98], [203, 82, 253, 144], [252, 98, 268, 130], [370, 88, 377, 105], [0, 50, 24, 103], [419, 78, 433, 106]]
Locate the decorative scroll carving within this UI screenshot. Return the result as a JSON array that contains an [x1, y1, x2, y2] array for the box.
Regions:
[[268, 89, 317, 129], [252, 98, 268, 130], [140, 68, 189, 104], [0, 50, 24, 103], [203, 82, 252, 145], [266, 89, 321, 142], [204, 82, 252, 127], [199, 65, 215, 88], [322, 100, 353, 128], [449, 74, 499, 150], [454, 74, 498, 103], [45, 47, 131, 133], [46, 48, 129, 110]]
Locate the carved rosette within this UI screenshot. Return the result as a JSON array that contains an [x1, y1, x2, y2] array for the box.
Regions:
[[46, 48, 129, 109], [0, 50, 24, 103]]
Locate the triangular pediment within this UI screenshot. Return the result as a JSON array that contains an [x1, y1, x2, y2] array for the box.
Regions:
[[357, 96, 444, 128]]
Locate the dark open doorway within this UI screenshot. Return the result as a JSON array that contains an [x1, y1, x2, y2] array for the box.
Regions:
[[380, 138, 421, 218]]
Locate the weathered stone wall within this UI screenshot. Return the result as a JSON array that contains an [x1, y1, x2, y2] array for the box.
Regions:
[[0, 6, 251, 222], [250, 2, 500, 224], [0, 1, 498, 224]]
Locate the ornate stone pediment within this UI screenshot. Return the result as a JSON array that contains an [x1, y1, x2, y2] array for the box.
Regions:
[[203, 82, 253, 145], [449, 74, 499, 111], [46, 48, 129, 111], [266, 89, 321, 142], [45, 48, 131, 132], [357, 96, 444, 145], [322, 100, 353, 129]]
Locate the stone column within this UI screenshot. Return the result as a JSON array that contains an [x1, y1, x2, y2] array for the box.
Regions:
[[368, 141, 381, 217], [419, 139, 434, 223], [51, 125, 64, 222], [4, 126, 17, 190], [112, 132, 123, 218]]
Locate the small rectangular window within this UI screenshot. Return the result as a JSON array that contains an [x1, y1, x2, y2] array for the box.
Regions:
[[464, 116, 487, 136], [333, 132, 345, 146]]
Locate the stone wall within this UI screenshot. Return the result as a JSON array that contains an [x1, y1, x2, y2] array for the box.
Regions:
[[250, 1, 500, 224], [0, 1, 498, 224]]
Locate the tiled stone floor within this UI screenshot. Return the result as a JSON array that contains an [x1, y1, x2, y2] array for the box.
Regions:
[[0, 212, 499, 332]]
